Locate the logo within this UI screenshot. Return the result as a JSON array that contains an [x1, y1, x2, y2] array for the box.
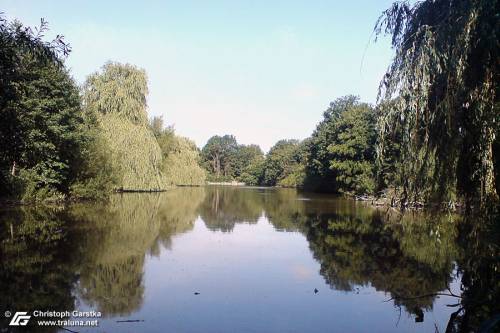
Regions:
[[9, 312, 31, 326]]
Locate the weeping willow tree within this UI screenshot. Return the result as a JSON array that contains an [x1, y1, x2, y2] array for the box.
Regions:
[[374, 0, 499, 210], [82, 62, 164, 190], [98, 114, 164, 190], [82, 62, 148, 124], [162, 135, 206, 185]]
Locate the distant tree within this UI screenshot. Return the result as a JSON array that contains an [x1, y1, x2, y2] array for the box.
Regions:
[[162, 136, 206, 185], [150, 116, 176, 155], [238, 159, 265, 186], [236, 145, 265, 185], [150, 117, 206, 186], [304, 96, 376, 194], [231, 144, 264, 178], [277, 139, 308, 188], [328, 102, 377, 194], [263, 139, 304, 186], [201, 135, 238, 179], [374, 0, 499, 209]]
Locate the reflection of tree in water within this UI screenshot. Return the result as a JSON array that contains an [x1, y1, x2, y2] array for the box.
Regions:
[[263, 193, 462, 320], [262, 188, 309, 231], [303, 212, 459, 317], [0, 188, 497, 331], [69, 194, 161, 316], [154, 187, 205, 250], [70, 190, 206, 317], [0, 207, 77, 332], [196, 187, 494, 327], [445, 213, 500, 333], [263, 190, 373, 232], [388, 212, 461, 274], [77, 256, 145, 316], [198, 187, 264, 232]]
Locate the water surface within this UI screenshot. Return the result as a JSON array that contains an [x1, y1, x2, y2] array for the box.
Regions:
[[0, 187, 497, 332]]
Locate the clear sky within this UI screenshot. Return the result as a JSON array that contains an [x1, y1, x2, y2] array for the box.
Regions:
[[3, 0, 395, 152]]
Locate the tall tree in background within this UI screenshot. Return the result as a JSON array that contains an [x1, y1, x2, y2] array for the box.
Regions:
[[304, 96, 376, 194], [263, 139, 304, 187], [82, 62, 164, 190], [237, 145, 265, 186], [201, 135, 238, 179], [232, 144, 264, 179], [328, 102, 377, 194], [374, 0, 499, 209]]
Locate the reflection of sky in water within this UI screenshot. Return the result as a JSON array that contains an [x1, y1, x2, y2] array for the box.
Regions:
[[75, 216, 459, 333]]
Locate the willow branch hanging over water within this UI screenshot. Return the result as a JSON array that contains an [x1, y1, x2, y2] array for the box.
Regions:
[[374, 0, 499, 210]]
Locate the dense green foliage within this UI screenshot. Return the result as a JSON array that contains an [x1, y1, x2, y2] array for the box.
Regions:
[[237, 147, 266, 186], [82, 62, 148, 124], [161, 136, 206, 186], [304, 96, 377, 194], [151, 117, 206, 186], [201, 135, 239, 180], [201, 135, 264, 182], [232, 145, 264, 185], [2, 0, 498, 213], [0, 15, 208, 200], [375, 100, 402, 191], [82, 63, 164, 191], [0, 16, 106, 201], [201, 109, 377, 191], [69, 124, 117, 200], [374, 0, 499, 209], [100, 113, 164, 190], [200, 134, 307, 186], [263, 139, 306, 187]]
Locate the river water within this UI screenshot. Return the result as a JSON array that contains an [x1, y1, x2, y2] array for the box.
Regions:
[[0, 186, 498, 332]]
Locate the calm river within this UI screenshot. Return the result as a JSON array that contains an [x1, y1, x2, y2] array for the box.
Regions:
[[0, 187, 497, 332]]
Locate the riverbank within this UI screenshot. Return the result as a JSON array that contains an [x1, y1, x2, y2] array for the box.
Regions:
[[207, 181, 246, 186], [0, 187, 173, 207], [352, 193, 464, 213]]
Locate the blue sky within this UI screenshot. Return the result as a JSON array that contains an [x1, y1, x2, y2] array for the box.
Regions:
[[3, 0, 395, 151]]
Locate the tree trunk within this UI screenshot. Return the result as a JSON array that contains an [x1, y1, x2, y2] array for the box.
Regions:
[[216, 156, 220, 178]]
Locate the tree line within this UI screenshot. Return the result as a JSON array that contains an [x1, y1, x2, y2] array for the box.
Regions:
[[200, 0, 499, 213], [1, 0, 498, 213], [200, 95, 377, 193]]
